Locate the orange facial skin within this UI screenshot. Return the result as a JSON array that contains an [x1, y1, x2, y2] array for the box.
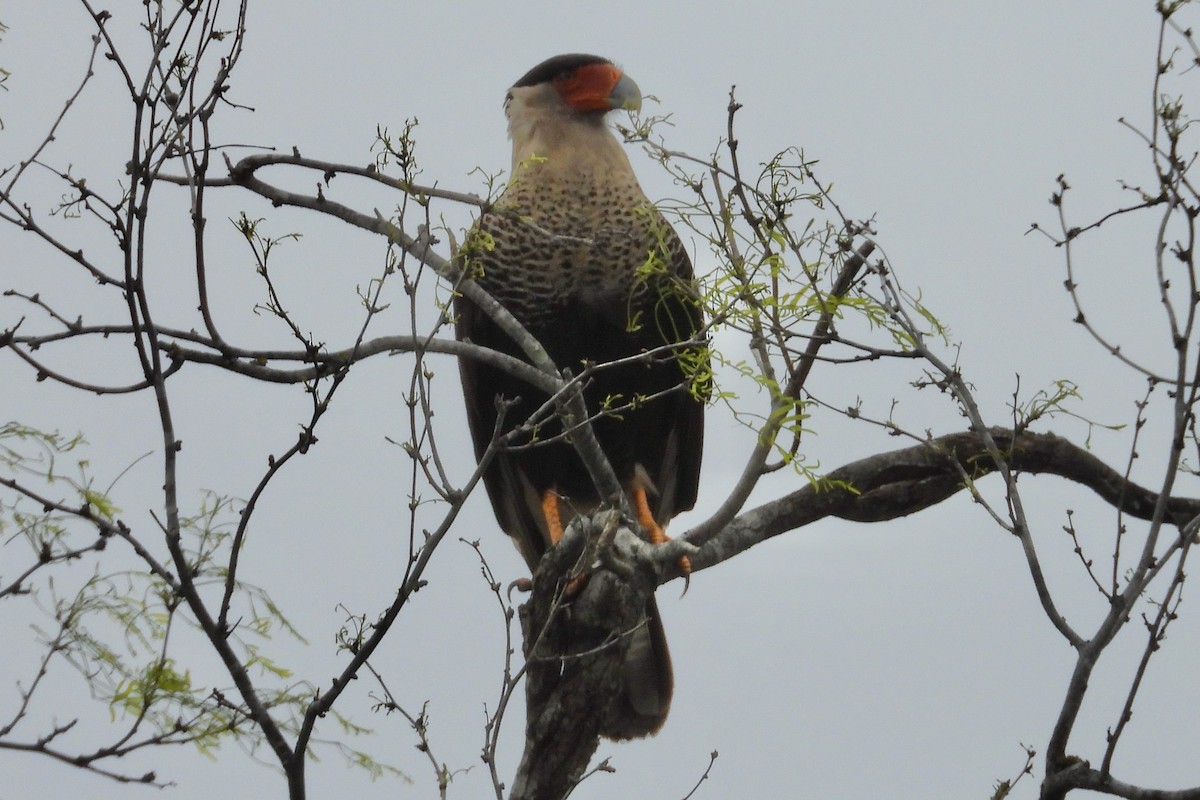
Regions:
[[555, 62, 625, 112]]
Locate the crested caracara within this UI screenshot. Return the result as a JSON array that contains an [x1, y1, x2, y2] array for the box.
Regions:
[[455, 53, 706, 739]]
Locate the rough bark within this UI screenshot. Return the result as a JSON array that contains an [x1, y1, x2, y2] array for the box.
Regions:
[[510, 517, 660, 800]]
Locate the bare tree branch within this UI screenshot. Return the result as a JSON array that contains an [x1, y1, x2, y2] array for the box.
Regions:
[[691, 427, 1199, 575]]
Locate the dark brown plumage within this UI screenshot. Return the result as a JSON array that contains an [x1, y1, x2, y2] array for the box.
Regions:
[[455, 54, 706, 738]]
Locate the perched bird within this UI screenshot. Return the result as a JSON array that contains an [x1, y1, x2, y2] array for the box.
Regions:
[[455, 54, 706, 738]]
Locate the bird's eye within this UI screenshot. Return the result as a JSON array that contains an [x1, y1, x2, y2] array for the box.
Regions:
[[556, 69, 575, 82]]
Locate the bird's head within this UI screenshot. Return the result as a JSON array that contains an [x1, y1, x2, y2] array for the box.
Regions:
[[502, 54, 643, 176], [501, 53, 643, 160], [507, 54, 642, 119]]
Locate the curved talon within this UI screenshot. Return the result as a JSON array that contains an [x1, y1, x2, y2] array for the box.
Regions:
[[673, 552, 693, 596], [506, 575, 535, 599]]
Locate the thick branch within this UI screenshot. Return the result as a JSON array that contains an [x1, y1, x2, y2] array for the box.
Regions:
[[688, 427, 1200, 574], [1043, 764, 1200, 800]]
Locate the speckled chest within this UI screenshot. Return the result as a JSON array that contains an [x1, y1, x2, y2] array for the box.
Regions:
[[473, 172, 661, 331]]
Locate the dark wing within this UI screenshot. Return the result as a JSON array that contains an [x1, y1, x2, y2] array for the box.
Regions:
[[453, 288, 554, 569], [630, 215, 706, 527]]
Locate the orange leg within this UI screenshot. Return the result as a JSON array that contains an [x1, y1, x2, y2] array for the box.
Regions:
[[541, 489, 564, 545], [632, 486, 692, 577], [542, 488, 589, 595]]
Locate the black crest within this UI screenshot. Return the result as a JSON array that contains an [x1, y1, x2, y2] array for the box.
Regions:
[[512, 53, 612, 88]]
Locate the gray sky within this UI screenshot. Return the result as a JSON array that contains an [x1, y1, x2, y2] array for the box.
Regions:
[[3, 2, 1197, 798]]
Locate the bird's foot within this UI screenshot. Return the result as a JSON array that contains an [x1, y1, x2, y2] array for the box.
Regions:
[[632, 486, 692, 584]]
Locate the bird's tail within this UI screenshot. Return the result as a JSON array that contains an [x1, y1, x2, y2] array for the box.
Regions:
[[603, 597, 673, 739]]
